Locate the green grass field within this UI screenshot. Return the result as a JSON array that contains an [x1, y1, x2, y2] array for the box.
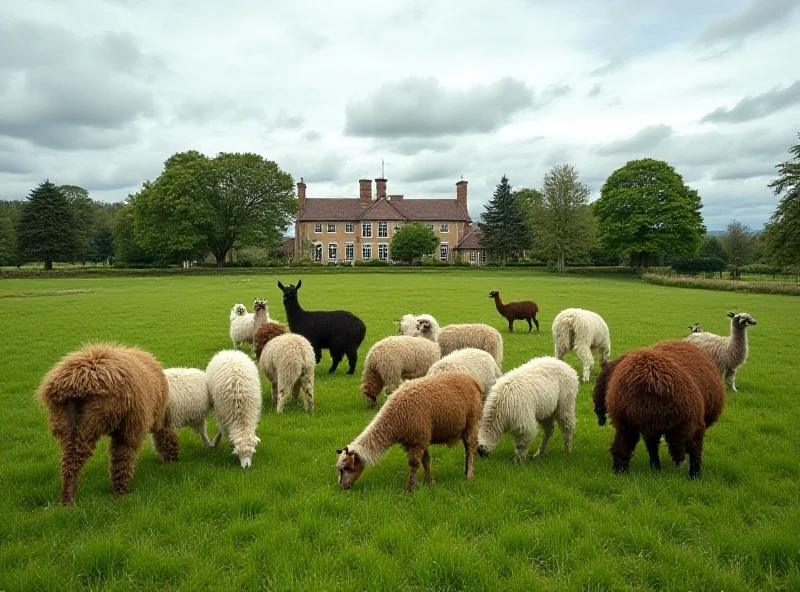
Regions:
[[1, 271, 798, 591]]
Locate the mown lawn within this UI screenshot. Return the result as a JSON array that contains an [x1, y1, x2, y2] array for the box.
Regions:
[[1, 270, 798, 591]]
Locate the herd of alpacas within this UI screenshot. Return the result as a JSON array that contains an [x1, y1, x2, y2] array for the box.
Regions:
[[37, 279, 757, 505]]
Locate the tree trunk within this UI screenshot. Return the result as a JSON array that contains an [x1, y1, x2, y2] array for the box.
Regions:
[[214, 250, 227, 267], [642, 251, 650, 268], [44, 259, 53, 270], [558, 251, 565, 274]]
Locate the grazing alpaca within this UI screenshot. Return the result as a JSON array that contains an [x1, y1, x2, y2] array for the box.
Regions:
[[278, 280, 367, 374], [38, 343, 177, 506], [336, 372, 483, 492], [477, 357, 578, 463], [164, 367, 215, 448], [488, 291, 539, 333], [360, 336, 441, 407], [253, 321, 288, 361], [259, 333, 316, 414], [684, 312, 757, 392], [552, 307, 611, 382], [593, 340, 725, 478], [426, 348, 502, 400], [401, 313, 503, 369]]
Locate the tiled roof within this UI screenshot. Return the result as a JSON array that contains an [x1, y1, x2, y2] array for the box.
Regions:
[[297, 197, 471, 222], [456, 225, 483, 249]]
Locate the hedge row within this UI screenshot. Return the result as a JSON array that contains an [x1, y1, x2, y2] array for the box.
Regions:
[[641, 273, 800, 296]]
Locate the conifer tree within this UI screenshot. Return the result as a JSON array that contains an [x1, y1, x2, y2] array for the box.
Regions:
[[17, 180, 77, 269], [478, 175, 530, 263]]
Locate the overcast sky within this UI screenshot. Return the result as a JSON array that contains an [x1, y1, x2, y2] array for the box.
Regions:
[[1, 0, 798, 230]]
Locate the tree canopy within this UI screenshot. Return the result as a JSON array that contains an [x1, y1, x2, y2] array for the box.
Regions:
[[17, 180, 77, 269], [595, 158, 705, 268], [722, 219, 753, 278], [764, 133, 800, 269], [478, 175, 530, 263], [390, 223, 440, 264], [0, 216, 16, 266], [699, 235, 728, 263], [132, 151, 296, 265]]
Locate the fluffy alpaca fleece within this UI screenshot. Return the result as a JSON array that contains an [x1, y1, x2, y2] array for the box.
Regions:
[[230, 303, 247, 322], [258, 334, 316, 414], [229, 303, 255, 349], [251, 299, 271, 344], [427, 348, 502, 399], [399, 313, 441, 341], [684, 312, 757, 392], [360, 336, 441, 407], [38, 342, 177, 506], [336, 372, 483, 492], [592, 340, 725, 478], [552, 307, 611, 383], [206, 350, 262, 468], [278, 280, 367, 374], [400, 314, 503, 369], [163, 368, 215, 448], [253, 321, 288, 361], [477, 357, 578, 463]]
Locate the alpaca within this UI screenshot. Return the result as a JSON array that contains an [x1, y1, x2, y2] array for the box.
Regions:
[[259, 333, 316, 414], [230, 303, 247, 322], [229, 303, 255, 350], [688, 323, 702, 334], [489, 290, 539, 333], [38, 343, 177, 506], [336, 372, 483, 492], [402, 313, 503, 369], [426, 348, 502, 399], [163, 368, 215, 448], [251, 299, 271, 346], [278, 280, 367, 374], [477, 357, 578, 463], [552, 307, 611, 382], [360, 336, 441, 407], [684, 312, 757, 392], [593, 340, 725, 478], [253, 321, 288, 361], [206, 350, 262, 468]]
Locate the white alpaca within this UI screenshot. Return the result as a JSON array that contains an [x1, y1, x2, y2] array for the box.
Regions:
[[229, 303, 255, 349], [552, 307, 610, 382], [478, 357, 579, 463], [684, 311, 757, 392], [163, 368, 215, 448], [400, 313, 503, 368], [258, 334, 316, 414], [206, 350, 262, 468], [427, 348, 502, 399], [251, 299, 272, 347]]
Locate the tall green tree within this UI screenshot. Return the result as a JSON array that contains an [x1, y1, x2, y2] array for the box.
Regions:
[[764, 133, 800, 269], [699, 235, 728, 263], [595, 158, 705, 268], [390, 223, 440, 264], [478, 175, 531, 263], [519, 164, 596, 273], [0, 216, 17, 266], [722, 219, 752, 279], [133, 151, 296, 266], [112, 202, 154, 265], [17, 180, 76, 269], [63, 187, 97, 264]]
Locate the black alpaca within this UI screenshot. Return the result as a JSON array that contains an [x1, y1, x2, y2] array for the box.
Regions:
[[278, 280, 367, 374]]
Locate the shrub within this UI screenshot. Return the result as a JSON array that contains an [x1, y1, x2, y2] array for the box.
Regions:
[[671, 257, 727, 275], [641, 273, 800, 296]]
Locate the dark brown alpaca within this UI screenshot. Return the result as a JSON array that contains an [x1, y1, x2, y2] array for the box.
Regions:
[[488, 290, 539, 333], [253, 321, 288, 360], [38, 343, 178, 506], [592, 340, 724, 478]]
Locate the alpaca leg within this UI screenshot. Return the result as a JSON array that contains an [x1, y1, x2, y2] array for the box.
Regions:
[[665, 425, 690, 466], [463, 428, 477, 479], [57, 426, 102, 507], [643, 433, 662, 471], [687, 429, 705, 479], [533, 315, 539, 332], [575, 344, 594, 383], [271, 381, 278, 408], [291, 381, 302, 403], [151, 427, 180, 463], [512, 430, 534, 464], [276, 380, 289, 415], [345, 347, 359, 375], [726, 368, 738, 392], [508, 319, 514, 333], [527, 317, 532, 333], [422, 449, 432, 485], [556, 411, 576, 454], [300, 374, 315, 412], [405, 447, 424, 492], [191, 419, 214, 448], [109, 430, 145, 497], [533, 418, 555, 458], [313, 347, 322, 365], [555, 344, 568, 361], [211, 430, 222, 448], [610, 422, 640, 474], [328, 350, 343, 374]]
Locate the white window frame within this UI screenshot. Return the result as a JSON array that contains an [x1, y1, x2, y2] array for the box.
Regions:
[[345, 223, 355, 234], [327, 223, 336, 233], [469, 251, 476, 263], [378, 221, 388, 238], [427, 224, 435, 231], [345, 242, 354, 261], [328, 243, 337, 261], [314, 223, 322, 233], [479, 250, 486, 263], [440, 224, 449, 233], [378, 242, 389, 261], [440, 242, 449, 261], [362, 222, 372, 238], [362, 243, 372, 261], [313, 243, 323, 262]]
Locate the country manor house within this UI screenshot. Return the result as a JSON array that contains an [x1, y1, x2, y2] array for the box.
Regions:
[[287, 177, 487, 264]]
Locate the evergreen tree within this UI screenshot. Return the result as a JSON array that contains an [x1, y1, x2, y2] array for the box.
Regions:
[[17, 180, 77, 269], [764, 133, 800, 269], [478, 175, 530, 263]]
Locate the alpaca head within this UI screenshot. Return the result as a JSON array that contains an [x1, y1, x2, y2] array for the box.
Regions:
[[488, 291, 499, 298], [277, 280, 302, 304], [253, 299, 267, 313], [417, 319, 433, 336], [688, 323, 702, 334], [727, 312, 757, 330], [335, 446, 366, 490], [233, 436, 261, 469], [232, 303, 247, 316]]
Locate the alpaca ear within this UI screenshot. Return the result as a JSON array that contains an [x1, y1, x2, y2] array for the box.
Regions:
[[336, 448, 345, 454], [727, 312, 735, 318], [278, 281, 285, 290], [296, 279, 302, 289]]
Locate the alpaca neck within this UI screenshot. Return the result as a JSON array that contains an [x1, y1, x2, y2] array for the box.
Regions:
[[283, 299, 305, 327], [476, 394, 505, 451], [349, 405, 398, 466], [493, 295, 506, 315], [730, 321, 749, 358]]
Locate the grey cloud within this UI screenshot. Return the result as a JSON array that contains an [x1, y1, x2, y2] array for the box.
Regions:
[[698, 0, 799, 44], [593, 124, 673, 156], [590, 58, 627, 77], [587, 84, 602, 97], [177, 96, 265, 124], [272, 112, 305, 130], [711, 161, 775, 182], [303, 130, 323, 142], [541, 84, 572, 102], [280, 150, 344, 185], [700, 80, 800, 124], [383, 138, 454, 156], [344, 76, 535, 138]]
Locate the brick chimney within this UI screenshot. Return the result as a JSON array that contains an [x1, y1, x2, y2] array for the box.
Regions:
[[388, 194, 404, 201], [359, 179, 372, 206], [456, 179, 468, 210], [375, 177, 387, 201], [297, 177, 306, 207]]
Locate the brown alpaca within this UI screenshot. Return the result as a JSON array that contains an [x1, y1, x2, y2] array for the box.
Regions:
[[253, 321, 288, 360], [489, 290, 539, 333], [592, 340, 724, 478], [38, 343, 178, 506], [336, 372, 483, 492]]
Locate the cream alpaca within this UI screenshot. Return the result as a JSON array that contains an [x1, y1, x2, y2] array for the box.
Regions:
[[163, 367, 215, 448], [361, 335, 441, 407], [206, 350, 262, 468], [478, 356, 579, 463], [427, 348, 502, 399], [258, 334, 316, 414], [251, 299, 271, 347], [684, 312, 757, 392], [399, 313, 503, 368], [552, 307, 611, 382], [229, 303, 255, 349]]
